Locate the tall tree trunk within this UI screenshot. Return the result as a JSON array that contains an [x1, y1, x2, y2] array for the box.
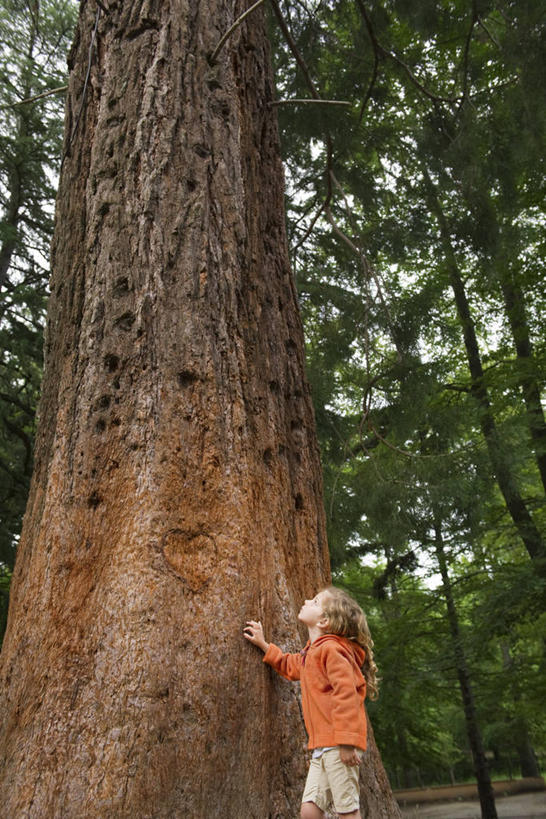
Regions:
[[498, 268, 546, 495], [500, 642, 541, 779], [434, 525, 498, 819], [423, 172, 545, 570], [0, 2, 398, 817], [0, 2, 38, 302]]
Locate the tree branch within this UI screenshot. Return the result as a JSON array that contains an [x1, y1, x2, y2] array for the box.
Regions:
[[11, 86, 68, 107], [269, 98, 351, 106], [269, 0, 321, 100], [355, 0, 460, 105], [457, 5, 479, 110], [209, 0, 268, 64]]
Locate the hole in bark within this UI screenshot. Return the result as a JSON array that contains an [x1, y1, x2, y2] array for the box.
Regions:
[[286, 338, 298, 354], [269, 380, 280, 393], [278, 444, 286, 456], [291, 419, 304, 431], [114, 311, 136, 331], [194, 143, 210, 158], [263, 448, 273, 467], [187, 178, 197, 192], [207, 76, 222, 91], [98, 201, 110, 217], [113, 379, 120, 390], [111, 417, 121, 427], [295, 493, 304, 510], [104, 353, 120, 372], [177, 371, 199, 388], [125, 19, 160, 41], [222, 103, 230, 120], [95, 419, 106, 433], [113, 277, 130, 298], [88, 491, 102, 508], [97, 395, 111, 410]]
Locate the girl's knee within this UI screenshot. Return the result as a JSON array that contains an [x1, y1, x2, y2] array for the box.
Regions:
[[300, 802, 325, 819]]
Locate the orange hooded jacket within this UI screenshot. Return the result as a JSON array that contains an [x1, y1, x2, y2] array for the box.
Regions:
[[263, 634, 367, 751]]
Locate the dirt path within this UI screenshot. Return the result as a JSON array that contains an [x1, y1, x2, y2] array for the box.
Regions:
[[399, 790, 546, 818]]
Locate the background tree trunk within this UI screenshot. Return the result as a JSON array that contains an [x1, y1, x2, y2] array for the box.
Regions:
[[434, 525, 498, 819], [423, 171, 545, 570], [0, 2, 398, 816]]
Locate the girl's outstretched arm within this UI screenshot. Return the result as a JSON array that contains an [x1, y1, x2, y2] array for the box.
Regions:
[[244, 621, 303, 680], [243, 620, 270, 653]]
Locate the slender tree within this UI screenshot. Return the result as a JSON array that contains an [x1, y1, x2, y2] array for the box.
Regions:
[[424, 172, 545, 569], [433, 523, 498, 819], [0, 2, 399, 816]]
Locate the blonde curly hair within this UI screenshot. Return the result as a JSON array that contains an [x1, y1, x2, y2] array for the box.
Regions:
[[320, 585, 379, 700]]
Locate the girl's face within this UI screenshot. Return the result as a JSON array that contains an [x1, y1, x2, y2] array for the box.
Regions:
[[298, 590, 330, 628]]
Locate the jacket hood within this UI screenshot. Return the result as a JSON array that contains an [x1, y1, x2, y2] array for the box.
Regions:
[[308, 633, 366, 667]]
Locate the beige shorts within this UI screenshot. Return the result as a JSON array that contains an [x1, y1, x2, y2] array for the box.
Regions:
[[302, 748, 362, 814]]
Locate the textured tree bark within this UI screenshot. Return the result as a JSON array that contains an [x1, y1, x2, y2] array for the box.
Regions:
[[0, 1, 398, 816]]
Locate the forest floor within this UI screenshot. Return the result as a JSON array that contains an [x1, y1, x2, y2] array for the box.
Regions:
[[399, 790, 546, 818]]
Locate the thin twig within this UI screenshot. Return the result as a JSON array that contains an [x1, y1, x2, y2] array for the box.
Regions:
[[358, 49, 379, 124], [209, 0, 268, 64], [355, 0, 380, 124], [327, 170, 400, 357], [269, 0, 335, 247], [292, 202, 325, 252], [457, 6, 479, 111], [270, 0, 321, 100], [477, 17, 501, 49], [355, 0, 460, 105], [12, 85, 68, 106], [388, 48, 460, 104]]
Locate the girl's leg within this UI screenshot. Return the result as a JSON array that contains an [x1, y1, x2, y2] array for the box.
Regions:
[[338, 811, 361, 819], [300, 801, 326, 819]]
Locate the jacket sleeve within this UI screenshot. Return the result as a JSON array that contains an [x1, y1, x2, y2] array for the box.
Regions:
[[323, 645, 366, 747], [263, 643, 302, 681]]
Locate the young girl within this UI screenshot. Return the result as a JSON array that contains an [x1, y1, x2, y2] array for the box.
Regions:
[[244, 586, 378, 819]]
